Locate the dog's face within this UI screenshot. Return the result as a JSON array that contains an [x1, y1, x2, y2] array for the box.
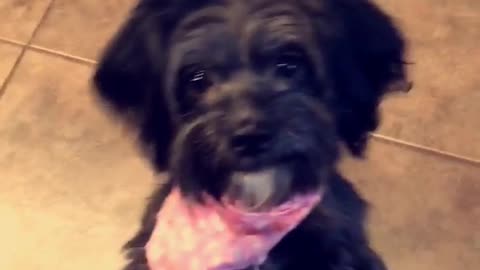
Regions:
[[94, 0, 409, 208], [167, 3, 340, 207]]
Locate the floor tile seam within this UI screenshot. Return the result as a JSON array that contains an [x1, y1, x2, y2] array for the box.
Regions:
[[27, 0, 56, 46], [27, 45, 97, 66], [371, 133, 480, 167], [0, 0, 56, 99], [0, 45, 28, 99], [0, 37, 26, 47], [24, 0, 98, 66]]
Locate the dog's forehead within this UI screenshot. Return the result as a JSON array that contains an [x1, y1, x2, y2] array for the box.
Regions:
[[169, 2, 315, 67]]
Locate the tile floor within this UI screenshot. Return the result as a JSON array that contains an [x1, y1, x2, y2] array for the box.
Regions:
[[0, 0, 478, 270]]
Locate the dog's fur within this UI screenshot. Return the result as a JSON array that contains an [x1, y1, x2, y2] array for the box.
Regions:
[[93, 0, 409, 269]]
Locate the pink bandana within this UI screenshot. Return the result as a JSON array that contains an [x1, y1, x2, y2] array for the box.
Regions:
[[146, 187, 322, 270]]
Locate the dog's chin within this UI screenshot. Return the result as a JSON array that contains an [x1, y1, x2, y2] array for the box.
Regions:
[[217, 147, 329, 211]]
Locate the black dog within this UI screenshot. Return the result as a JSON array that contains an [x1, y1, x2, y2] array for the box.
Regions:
[[93, 0, 410, 269]]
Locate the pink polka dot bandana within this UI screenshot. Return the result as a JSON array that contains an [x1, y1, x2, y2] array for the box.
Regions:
[[146, 187, 323, 270]]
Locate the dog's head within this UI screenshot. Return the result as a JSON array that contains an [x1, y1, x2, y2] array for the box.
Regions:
[[94, 0, 409, 208]]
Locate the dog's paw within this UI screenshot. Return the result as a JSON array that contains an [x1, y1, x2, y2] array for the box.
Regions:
[[123, 246, 149, 270], [123, 262, 149, 270]]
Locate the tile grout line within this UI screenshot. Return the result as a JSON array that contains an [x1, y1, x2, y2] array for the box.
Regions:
[[0, 0, 56, 99], [0, 37, 26, 47], [372, 133, 480, 167], [28, 45, 97, 66], [26, 0, 56, 46], [0, 46, 26, 99]]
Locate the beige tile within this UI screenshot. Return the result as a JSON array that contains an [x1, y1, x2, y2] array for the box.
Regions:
[[0, 51, 155, 270], [32, 0, 135, 60], [341, 142, 480, 270], [374, 0, 480, 160], [0, 0, 51, 42], [0, 42, 22, 88]]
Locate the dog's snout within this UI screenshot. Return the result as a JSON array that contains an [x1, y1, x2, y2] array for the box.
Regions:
[[228, 100, 273, 156], [231, 128, 273, 156]]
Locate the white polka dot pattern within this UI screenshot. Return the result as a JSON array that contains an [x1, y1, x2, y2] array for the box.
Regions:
[[145, 188, 322, 270]]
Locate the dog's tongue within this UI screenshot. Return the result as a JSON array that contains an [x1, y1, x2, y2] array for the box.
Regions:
[[227, 167, 292, 211]]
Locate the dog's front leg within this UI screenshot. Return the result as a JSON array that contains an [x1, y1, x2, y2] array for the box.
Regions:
[[350, 247, 387, 270], [329, 245, 387, 270], [278, 246, 387, 270], [122, 181, 173, 270]]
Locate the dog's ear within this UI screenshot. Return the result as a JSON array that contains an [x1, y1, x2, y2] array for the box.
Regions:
[[321, 0, 411, 156], [93, 6, 173, 170]]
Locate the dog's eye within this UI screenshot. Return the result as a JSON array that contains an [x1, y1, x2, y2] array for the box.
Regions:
[[180, 66, 212, 93], [274, 52, 308, 79]]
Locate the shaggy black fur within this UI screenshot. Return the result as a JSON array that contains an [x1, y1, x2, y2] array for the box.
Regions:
[[93, 0, 410, 269]]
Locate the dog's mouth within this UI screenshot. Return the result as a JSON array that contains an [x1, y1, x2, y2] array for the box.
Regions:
[[224, 165, 294, 212]]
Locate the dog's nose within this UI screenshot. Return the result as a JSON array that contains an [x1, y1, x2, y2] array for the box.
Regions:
[[231, 128, 273, 156]]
